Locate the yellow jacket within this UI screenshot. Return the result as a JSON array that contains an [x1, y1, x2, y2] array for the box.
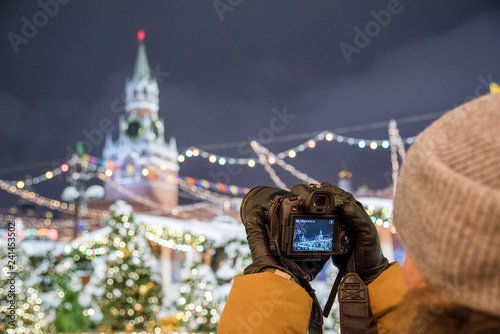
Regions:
[[218, 263, 406, 333]]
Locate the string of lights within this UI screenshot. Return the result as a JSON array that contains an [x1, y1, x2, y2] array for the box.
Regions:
[[178, 131, 418, 167], [178, 179, 243, 207], [251, 140, 319, 185], [263, 162, 289, 190], [0, 126, 404, 218], [1, 114, 418, 220], [145, 163, 250, 196], [0, 179, 74, 213], [6, 135, 402, 217], [2, 161, 72, 188], [0, 213, 68, 227], [250, 141, 289, 190], [180, 176, 249, 196], [0, 179, 106, 219], [178, 147, 255, 167]]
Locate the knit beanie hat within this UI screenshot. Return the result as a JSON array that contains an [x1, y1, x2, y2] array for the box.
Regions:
[[393, 92, 500, 317]]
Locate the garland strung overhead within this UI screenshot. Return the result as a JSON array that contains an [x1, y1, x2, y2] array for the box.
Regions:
[[0, 179, 105, 219], [3, 160, 73, 188], [250, 140, 319, 186], [1, 114, 413, 216], [178, 131, 417, 167]]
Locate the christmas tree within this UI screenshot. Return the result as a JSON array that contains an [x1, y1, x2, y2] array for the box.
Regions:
[[0, 237, 46, 334], [26, 241, 89, 333], [52, 257, 91, 333], [176, 255, 220, 333], [216, 238, 251, 283], [95, 200, 163, 332]]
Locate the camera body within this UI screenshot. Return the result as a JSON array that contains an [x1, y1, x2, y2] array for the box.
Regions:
[[241, 183, 351, 260]]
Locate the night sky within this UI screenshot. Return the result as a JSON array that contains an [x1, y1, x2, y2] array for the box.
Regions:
[[1, 1, 500, 209]]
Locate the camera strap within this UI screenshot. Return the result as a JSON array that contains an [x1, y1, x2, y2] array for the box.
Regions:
[[323, 267, 344, 317], [280, 256, 324, 334], [338, 254, 370, 334]]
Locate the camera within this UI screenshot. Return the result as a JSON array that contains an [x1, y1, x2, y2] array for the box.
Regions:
[[241, 183, 351, 260]]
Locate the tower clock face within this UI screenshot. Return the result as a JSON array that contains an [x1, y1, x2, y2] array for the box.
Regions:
[[126, 120, 142, 138]]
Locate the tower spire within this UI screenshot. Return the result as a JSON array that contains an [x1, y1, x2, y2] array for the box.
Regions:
[[133, 30, 151, 80], [102, 30, 179, 210]]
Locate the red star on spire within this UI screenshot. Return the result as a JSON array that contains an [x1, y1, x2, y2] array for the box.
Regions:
[[137, 30, 145, 41]]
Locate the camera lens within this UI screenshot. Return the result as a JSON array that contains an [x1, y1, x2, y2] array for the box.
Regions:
[[313, 195, 327, 207], [240, 186, 290, 224]]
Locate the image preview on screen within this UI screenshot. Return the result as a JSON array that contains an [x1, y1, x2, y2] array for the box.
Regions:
[[292, 218, 334, 252]]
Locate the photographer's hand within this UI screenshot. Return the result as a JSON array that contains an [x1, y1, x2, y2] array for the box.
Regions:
[[321, 183, 389, 285], [243, 205, 329, 282], [243, 205, 288, 276], [340, 201, 389, 284]]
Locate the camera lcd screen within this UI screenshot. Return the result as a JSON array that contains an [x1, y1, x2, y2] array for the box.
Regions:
[[292, 218, 335, 252]]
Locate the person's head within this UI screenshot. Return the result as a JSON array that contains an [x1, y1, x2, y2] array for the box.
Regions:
[[393, 93, 500, 333]]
